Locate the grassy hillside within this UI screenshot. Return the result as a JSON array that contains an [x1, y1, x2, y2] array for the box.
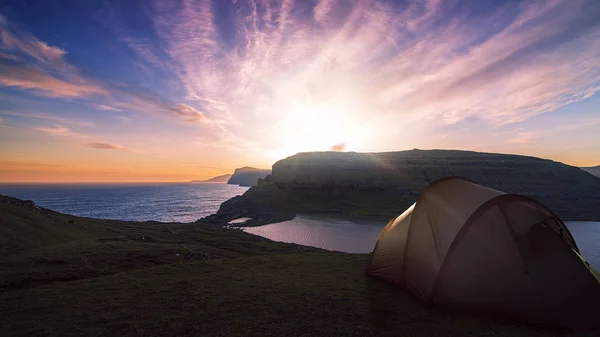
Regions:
[[205, 150, 600, 225], [0, 195, 572, 336]]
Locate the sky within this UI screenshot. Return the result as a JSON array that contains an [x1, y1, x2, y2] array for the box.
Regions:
[[0, 0, 599, 182]]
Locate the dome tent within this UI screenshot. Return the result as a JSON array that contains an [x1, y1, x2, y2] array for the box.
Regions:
[[368, 177, 600, 330]]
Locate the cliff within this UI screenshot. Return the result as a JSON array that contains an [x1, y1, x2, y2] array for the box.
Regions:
[[203, 150, 600, 225], [227, 166, 271, 187], [191, 174, 232, 183]]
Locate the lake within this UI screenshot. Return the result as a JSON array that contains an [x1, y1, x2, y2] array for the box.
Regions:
[[0, 183, 248, 223], [244, 215, 600, 271]]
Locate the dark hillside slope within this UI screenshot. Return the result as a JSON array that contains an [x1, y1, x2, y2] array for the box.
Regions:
[[205, 150, 600, 225], [0, 196, 110, 255], [0, 197, 567, 336]]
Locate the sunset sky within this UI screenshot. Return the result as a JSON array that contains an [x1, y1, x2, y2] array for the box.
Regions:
[[1, 0, 599, 182]]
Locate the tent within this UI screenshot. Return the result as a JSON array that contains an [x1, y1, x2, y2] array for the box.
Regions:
[[368, 176, 600, 330]]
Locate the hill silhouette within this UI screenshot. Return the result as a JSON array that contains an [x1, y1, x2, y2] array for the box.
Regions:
[[227, 166, 271, 186], [204, 149, 600, 226], [192, 174, 232, 183]]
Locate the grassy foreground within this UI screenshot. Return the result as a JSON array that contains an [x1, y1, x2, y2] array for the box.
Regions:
[[0, 195, 577, 336]]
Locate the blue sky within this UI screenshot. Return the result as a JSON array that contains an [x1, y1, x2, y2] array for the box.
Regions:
[[0, 0, 599, 182]]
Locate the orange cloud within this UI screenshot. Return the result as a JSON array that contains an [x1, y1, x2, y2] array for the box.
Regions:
[[330, 143, 346, 152]]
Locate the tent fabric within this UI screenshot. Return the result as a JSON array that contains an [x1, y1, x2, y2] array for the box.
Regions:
[[368, 176, 600, 330]]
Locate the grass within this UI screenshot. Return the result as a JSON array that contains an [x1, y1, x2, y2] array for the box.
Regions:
[[0, 194, 584, 336]]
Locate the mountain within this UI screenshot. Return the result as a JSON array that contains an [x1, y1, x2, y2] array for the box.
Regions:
[[191, 174, 232, 183], [582, 166, 600, 178], [203, 150, 600, 226], [227, 166, 271, 187]]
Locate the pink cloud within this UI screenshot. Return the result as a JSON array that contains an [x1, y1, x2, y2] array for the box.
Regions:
[[85, 142, 128, 151], [0, 64, 106, 97], [94, 104, 124, 112], [0, 16, 66, 64], [0, 111, 94, 127]]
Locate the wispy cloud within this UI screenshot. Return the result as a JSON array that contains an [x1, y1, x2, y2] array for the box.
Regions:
[[508, 131, 542, 144], [0, 61, 106, 97], [85, 142, 128, 151], [124, 0, 600, 151], [0, 13, 212, 126], [0, 14, 66, 64], [0, 15, 105, 98], [1, 110, 94, 126], [3, 1, 600, 158], [93, 104, 124, 112], [35, 125, 89, 139]]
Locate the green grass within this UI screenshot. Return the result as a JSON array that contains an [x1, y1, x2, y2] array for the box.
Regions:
[[0, 194, 579, 336]]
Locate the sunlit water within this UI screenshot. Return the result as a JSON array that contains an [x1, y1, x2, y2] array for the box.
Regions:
[[244, 216, 600, 270], [0, 183, 248, 223]]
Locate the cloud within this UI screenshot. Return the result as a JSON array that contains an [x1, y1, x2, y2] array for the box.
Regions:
[[112, 115, 133, 124], [0, 110, 94, 126], [508, 131, 541, 144], [0, 14, 208, 126], [4, 1, 600, 155], [35, 125, 89, 139], [0, 160, 68, 172], [94, 104, 124, 112], [129, 0, 600, 150], [0, 15, 105, 98], [85, 142, 128, 151], [0, 14, 66, 64], [0, 61, 106, 97], [330, 143, 346, 152]]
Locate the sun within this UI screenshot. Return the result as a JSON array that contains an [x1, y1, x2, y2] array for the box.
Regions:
[[265, 95, 365, 161]]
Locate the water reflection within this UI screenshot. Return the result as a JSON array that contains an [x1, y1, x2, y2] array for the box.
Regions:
[[244, 216, 600, 270]]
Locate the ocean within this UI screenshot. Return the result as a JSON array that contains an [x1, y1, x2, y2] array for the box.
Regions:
[[0, 183, 248, 223]]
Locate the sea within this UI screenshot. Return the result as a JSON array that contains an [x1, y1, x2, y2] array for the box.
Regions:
[[0, 183, 249, 223], [1, 183, 599, 270]]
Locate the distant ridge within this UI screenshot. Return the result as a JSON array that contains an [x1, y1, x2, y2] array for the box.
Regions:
[[203, 149, 600, 226], [192, 174, 232, 183], [581, 165, 600, 178], [227, 167, 271, 187]]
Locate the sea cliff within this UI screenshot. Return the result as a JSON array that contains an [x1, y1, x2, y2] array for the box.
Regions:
[[202, 149, 600, 225]]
